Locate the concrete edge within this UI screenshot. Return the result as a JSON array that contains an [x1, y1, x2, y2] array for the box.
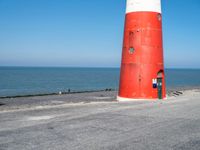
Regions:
[[117, 96, 167, 102]]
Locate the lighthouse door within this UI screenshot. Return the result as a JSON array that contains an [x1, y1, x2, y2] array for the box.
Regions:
[[157, 71, 163, 99], [157, 78, 162, 99]]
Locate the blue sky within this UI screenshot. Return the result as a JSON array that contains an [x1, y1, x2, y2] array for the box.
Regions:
[[0, 0, 200, 68]]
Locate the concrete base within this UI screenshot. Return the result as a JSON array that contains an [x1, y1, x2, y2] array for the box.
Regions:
[[117, 96, 166, 102]]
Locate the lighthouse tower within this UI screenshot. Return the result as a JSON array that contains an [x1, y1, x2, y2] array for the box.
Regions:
[[118, 0, 166, 101]]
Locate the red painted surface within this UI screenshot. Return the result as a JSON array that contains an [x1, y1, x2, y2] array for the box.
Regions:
[[118, 12, 166, 99]]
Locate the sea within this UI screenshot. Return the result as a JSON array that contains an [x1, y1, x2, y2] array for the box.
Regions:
[[0, 67, 200, 97]]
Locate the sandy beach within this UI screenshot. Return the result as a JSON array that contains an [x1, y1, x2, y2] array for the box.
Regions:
[[0, 89, 200, 149]]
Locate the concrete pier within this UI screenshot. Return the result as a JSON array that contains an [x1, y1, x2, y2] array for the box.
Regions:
[[0, 90, 200, 150]]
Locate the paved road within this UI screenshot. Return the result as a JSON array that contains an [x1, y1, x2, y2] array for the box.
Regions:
[[0, 90, 200, 150]]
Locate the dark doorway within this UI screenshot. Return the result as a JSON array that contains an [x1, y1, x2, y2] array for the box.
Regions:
[[157, 71, 163, 99]]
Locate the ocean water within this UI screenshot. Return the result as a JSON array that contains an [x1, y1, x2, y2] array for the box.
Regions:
[[0, 67, 200, 97]]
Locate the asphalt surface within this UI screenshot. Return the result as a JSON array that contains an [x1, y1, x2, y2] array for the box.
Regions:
[[0, 90, 200, 150]]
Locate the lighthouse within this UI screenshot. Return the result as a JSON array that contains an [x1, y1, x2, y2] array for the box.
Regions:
[[118, 0, 166, 101]]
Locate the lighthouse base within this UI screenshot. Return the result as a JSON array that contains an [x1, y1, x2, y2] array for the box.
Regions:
[[117, 96, 166, 102]]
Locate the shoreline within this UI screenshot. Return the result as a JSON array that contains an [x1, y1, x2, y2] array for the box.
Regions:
[[0, 88, 199, 112], [1, 87, 200, 99], [0, 89, 114, 99]]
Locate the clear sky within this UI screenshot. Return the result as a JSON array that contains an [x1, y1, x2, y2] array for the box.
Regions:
[[0, 0, 200, 68]]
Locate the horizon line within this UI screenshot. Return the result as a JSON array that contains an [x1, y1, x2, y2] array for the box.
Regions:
[[0, 65, 200, 70]]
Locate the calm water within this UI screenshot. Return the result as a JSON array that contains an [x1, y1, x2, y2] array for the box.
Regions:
[[0, 67, 200, 97]]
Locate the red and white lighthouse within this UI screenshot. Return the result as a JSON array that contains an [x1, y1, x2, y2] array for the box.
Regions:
[[118, 0, 166, 101]]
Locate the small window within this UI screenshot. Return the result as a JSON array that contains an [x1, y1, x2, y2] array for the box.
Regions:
[[129, 47, 135, 54]]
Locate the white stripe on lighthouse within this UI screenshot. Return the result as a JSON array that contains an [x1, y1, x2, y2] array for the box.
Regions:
[[126, 0, 161, 14]]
